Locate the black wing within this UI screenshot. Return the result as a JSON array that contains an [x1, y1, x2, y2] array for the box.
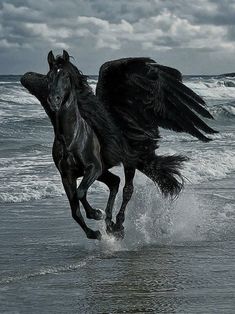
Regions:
[[96, 57, 217, 142]]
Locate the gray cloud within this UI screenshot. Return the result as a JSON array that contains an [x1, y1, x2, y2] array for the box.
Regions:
[[0, 0, 235, 74]]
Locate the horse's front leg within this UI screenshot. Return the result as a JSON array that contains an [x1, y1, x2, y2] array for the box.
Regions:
[[64, 163, 103, 221], [81, 192, 104, 221], [80, 170, 120, 225], [76, 131, 103, 202], [76, 160, 102, 201], [61, 172, 101, 240], [113, 167, 135, 239]]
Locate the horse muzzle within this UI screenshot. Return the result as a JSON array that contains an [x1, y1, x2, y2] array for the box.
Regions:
[[47, 95, 62, 111]]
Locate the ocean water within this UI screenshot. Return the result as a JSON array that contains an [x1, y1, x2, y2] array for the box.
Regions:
[[0, 74, 235, 313]]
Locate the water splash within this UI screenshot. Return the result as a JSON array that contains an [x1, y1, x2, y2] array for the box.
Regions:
[[94, 174, 213, 253], [127, 183, 209, 245]]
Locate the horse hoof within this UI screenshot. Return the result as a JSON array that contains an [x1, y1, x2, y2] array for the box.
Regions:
[[106, 220, 115, 235], [86, 209, 104, 221], [113, 225, 125, 241], [106, 223, 125, 240], [87, 230, 102, 240]]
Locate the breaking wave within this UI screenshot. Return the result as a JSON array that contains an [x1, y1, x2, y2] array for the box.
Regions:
[[184, 76, 235, 100], [209, 102, 235, 120]]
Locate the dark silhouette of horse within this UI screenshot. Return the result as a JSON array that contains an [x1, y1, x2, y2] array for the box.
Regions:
[[21, 50, 217, 240]]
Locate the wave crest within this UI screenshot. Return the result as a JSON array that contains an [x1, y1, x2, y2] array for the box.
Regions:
[[209, 103, 235, 120]]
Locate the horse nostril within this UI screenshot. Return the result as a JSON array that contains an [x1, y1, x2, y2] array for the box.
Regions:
[[47, 95, 61, 105], [56, 96, 61, 103]]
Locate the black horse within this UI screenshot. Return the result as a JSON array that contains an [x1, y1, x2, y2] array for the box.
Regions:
[[21, 50, 217, 240]]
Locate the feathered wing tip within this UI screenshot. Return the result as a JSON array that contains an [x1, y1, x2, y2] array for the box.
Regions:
[[138, 154, 189, 197]]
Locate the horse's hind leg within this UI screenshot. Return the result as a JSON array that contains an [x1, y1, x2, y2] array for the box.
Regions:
[[61, 172, 101, 240], [97, 171, 120, 234], [113, 167, 135, 239]]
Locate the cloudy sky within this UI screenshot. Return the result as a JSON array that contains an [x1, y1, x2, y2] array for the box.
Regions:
[[0, 0, 235, 75]]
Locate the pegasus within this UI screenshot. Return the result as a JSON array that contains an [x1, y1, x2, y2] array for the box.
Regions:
[[21, 50, 217, 240]]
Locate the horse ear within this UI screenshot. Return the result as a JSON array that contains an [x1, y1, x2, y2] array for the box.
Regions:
[[63, 50, 70, 62], [47, 51, 55, 69]]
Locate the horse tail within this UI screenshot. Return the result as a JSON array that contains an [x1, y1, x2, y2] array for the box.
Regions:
[[137, 154, 188, 197]]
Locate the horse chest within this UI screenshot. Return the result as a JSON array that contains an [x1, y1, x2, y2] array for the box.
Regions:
[[54, 140, 78, 173]]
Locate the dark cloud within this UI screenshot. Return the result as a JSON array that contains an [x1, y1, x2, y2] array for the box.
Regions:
[[189, 6, 235, 26], [0, 0, 234, 74]]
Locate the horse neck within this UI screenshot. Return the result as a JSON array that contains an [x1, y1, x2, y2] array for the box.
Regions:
[[54, 89, 83, 147]]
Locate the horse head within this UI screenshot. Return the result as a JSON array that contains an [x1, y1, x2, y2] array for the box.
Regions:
[[47, 50, 73, 112]]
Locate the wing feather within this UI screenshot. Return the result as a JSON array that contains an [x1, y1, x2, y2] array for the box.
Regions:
[[96, 58, 218, 143]]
